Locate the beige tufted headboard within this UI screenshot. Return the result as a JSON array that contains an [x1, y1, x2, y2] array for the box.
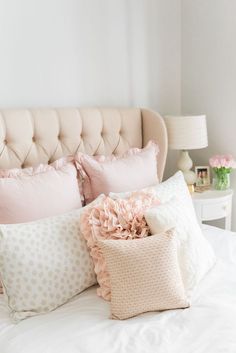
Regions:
[[0, 108, 167, 181]]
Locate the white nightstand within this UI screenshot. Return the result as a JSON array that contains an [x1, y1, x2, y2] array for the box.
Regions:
[[192, 189, 234, 230]]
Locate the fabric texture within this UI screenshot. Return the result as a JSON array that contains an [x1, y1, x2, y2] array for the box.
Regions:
[[0, 226, 234, 353], [144, 200, 177, 234], [0, 157, 82, 294], [0, 225, 236, 353], [80, 191, 160, 300], [99, 231, 189, 320], [0, 208, 97, 322], [0, 158, 82, 224], [0, 108, 167, 181], [76, 141, 159, 203], [110, 171, 216, 298]]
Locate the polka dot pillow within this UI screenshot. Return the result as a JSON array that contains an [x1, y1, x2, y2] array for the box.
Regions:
[[0, 208, 97, 322]]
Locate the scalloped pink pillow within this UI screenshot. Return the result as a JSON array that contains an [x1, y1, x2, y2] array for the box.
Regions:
[[80, 191, 160, 301], [75, 141, 159, 204], [0, 157, 82, 224]]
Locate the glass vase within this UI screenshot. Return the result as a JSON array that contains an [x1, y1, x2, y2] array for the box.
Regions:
[[213, 173, 230, 190]]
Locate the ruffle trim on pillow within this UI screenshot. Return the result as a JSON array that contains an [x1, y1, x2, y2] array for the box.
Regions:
[[0, 156, 74, 178], [75, 140, 159, 204], [80, 190, 160, 301]]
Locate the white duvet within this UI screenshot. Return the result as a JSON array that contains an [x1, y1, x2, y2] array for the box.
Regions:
[[0, 225, 236, 353]]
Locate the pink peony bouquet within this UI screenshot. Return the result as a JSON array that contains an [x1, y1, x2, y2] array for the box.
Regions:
[[209, 154, 236, 190]]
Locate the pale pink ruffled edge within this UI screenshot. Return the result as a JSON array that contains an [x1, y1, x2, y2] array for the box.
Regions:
[[0, 156, 82, 294], [0, 155, 85, 205], [80, 192, 160, 301], [75, 140, 159, 204], [0, 155, 73, 177]]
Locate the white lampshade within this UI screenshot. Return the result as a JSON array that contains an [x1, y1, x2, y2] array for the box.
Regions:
[[165, 115, 208, 150]]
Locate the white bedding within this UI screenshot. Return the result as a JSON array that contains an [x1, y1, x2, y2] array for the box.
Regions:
[[0, 225, 236, 353]]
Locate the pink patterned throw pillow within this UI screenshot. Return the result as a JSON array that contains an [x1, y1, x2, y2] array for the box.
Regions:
[[80, 191, 160, 300], [75, 141, 159, 204]]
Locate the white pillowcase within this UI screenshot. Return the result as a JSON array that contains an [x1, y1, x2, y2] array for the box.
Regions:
[[145, 197, 215, 298], [110, 172, 216, 298], [0, 206, 99, 322], [144, 200, 177, 234]]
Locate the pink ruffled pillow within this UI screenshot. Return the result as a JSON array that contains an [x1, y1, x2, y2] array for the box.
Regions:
[[75, 141, 159, 204], [80, 191, 160, 301], [0, 157, 82, 224]]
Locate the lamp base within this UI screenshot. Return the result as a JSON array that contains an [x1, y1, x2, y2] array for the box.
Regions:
[[177, 150, 197, 186]]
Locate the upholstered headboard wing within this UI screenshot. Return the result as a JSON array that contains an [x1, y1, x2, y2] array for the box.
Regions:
[[0, 108, 167, 180]]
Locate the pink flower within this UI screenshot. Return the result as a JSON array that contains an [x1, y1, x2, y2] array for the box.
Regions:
[[209, 154, 236, 169]]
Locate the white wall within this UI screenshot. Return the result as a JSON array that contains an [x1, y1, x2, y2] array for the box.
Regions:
[[3, 0, 235, 228], [0, 0, 181, 115], [182, 0, 236, 229], [2, 0, 235, 226]]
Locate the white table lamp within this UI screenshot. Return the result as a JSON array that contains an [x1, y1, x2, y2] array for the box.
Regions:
[[165, 115, 208, 185]]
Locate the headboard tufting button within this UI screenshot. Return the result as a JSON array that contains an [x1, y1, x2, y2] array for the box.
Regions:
[[32, 137, 36, 142]]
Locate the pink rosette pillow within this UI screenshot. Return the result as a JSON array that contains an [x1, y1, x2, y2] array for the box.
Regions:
[[75, 141, 159, 204], [80, 191, 160, 301]]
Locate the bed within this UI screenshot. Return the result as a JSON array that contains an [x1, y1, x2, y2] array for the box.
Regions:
[[0, 108, 235, 353]]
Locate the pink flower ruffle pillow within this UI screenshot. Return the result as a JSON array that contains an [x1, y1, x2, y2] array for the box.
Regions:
[[81, 191, 160, 301], [75, 141, 159, 204]]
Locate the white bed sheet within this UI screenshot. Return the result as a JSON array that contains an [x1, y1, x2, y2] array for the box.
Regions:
[[0, 225, 236, 353]]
